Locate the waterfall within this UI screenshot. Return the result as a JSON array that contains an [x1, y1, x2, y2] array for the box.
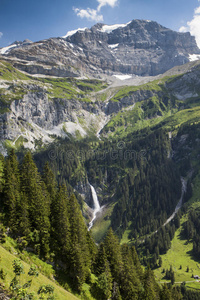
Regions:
[[163, 177, 187, 226], [88, 184, 101, 231]]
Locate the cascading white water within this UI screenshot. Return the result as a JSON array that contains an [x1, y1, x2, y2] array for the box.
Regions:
[[163, 177, 187, 226], [139, 177, 188, 243], [88, 184, 101, 231]]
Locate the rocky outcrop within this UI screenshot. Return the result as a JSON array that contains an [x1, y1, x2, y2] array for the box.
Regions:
[[1, 19, 200, 78], [67, 20, 200, 76], [1, 59, 200, 147], [165, 63, 200, 100], [104, 89, 160, 114]]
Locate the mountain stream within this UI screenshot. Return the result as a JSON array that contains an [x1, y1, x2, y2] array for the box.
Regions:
[[163, 177, 187, 226]]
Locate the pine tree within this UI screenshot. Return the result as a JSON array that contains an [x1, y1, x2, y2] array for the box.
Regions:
[[94, 243, 108, 276], [160, 284, 172, 300], [68, 193, 92, 290], [0, 154, 4, 193], [130, 246, 143, 279], [97, 261, 113, 300], [120, 244, 141, 300], [42, 162, 57, 204], [143, 267, 160, 300], [17, 192, 30, 238], [103, 228, 123, 283], [20, 152, 50, 258], [3, 150, 21, 234], [50, 185, 71, 261]]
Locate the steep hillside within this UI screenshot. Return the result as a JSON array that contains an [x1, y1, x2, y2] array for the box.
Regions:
[[1, 18, 200, 299], [0, 242, 79, 300], [1, 55, 200, 243]]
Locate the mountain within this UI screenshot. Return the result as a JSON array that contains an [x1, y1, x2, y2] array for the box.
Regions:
[[1, 18, 200, 298], [1, 19, 200, 79], [0, 18, 200, 252]]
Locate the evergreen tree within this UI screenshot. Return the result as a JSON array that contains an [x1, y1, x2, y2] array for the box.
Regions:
[[120, 244, 141, 300], [94, 243, 108, 276], [0, 154, 4, 193], [68, 193, 92, 290], [2, 150, 21, 234], [50, 185, 71, 262], [42, 162, 57, 204], [160, 284, 172, 300], [143, 267, 160, 300], [20, 152, 50, 258], [103, 228, 123, 283]]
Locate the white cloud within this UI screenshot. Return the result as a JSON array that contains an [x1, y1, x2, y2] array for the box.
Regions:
[[0, 32, 3, 39], [179, 26, 187, 33], [195, 5, 200, 14], [179, 4, 200, 48], [74, 7, 103, 22], [97, 0, 118, 11], [74, 0, 118, 22]]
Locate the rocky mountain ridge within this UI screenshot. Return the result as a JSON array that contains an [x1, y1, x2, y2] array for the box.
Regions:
[[1, 19, 200, 79]]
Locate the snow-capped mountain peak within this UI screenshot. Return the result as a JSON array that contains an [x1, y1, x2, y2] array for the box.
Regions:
[[62, 27, 88, 39]]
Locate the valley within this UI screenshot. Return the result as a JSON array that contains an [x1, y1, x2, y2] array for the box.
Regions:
[[1, 18, 200, 299]]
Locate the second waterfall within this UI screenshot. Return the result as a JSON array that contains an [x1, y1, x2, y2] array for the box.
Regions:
[[88, 184, 101, 231]]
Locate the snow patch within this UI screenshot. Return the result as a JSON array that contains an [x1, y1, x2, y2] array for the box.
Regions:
[[108, 43, 119, 49], [189, 54, 200, 61], [113, 74, 132, 80], [0, 44, 17, 55], [63, 27, 87, 38], [100, 22, 131, 33], [34, 43, 43, 47]]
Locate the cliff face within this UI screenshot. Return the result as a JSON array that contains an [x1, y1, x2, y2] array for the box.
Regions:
[[1, 59, 200, 151], [0, 19, 200, 152], [67, 19, 200, 76], [1, 19, 200, 78]]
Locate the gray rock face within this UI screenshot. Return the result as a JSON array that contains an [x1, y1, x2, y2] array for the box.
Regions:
[[1, 60, 200, 150], [2, 19, 200, 78], [165, 63, 200, 100], [67, 20, 200, 76], [0, 83, 156, 143]]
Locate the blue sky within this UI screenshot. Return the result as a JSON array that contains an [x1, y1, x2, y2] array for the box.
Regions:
[[0, 0, 200, 48]]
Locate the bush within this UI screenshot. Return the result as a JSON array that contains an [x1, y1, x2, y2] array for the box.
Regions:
[[0, 268, 7, 280]]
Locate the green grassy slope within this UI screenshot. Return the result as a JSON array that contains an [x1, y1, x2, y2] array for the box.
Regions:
[[0, 60, 30, 81], [0, 243, 79, 300], [154, 218, 200, 290]]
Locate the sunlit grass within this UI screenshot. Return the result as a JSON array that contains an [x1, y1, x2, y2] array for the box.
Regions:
[[154, 220, 200, 290], [0, 241, 79, 300]]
